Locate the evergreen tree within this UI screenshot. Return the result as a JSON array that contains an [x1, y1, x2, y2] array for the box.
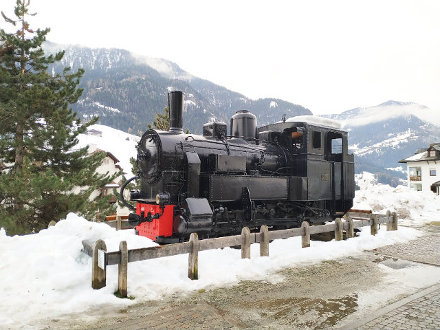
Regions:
[[148, 106, 169, 131], [0, 0, 119, 234]]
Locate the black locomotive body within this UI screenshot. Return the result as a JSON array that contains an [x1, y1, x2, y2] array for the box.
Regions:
[[121, 91, 355, 243]]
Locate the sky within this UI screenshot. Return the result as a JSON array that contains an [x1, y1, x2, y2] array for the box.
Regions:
[[2, 0, 440, 115]]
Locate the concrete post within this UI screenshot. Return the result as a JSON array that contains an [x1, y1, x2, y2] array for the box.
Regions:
[[241, 227, 251, 259], [301, 221, 310, 248], [92, 239, 107, 289], [392, 212, 398, 231], [385, 210, 394, 231], [345, 215, 354, 238], [116, 215, 122, 231], [370, 214, 378, 236], [188, 233, 199, 280], [118, 241, 128, 297], [260, 225, 269, 257], [335, 218, 343, 241]]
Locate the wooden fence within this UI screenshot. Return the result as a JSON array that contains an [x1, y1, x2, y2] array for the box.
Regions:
[[104, 215, 134, 231], [82, 211, 398, 297]]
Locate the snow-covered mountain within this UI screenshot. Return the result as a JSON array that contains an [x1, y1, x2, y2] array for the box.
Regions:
[[45, 42, 311, 134], [326, 101, 440, 185], [334, 101, 440, 127]]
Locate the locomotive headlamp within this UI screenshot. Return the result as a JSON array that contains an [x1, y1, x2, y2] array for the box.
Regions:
[[156, 192, 170, 206]]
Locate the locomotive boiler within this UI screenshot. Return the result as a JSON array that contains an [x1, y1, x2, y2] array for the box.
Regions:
[[120, 90, 355, 243]]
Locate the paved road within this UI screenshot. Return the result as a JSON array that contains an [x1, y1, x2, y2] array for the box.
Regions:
[[343, 231, 440, 330], [356, 284, 440, 330]]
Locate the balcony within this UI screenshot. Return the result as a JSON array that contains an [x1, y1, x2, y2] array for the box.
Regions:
[[410, 176, 422, 181]]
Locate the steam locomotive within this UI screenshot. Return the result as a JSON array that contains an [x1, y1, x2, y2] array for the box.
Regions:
[[120, 91, 355, 243]]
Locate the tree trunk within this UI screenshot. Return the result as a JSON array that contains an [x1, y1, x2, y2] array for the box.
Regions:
[[14, 120, 24, 172]]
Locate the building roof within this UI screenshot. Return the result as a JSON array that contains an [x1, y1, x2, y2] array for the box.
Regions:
[[86, 128, 103, 137], [92, 149, 120, 163], [399, 143, 440, 163], [105, 183, 120, 188]]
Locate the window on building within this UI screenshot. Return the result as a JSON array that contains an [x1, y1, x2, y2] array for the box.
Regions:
[[409, 167, 422, 181], [429, 150, 436, 157], [410, 183, 422, 191], [312, 131, 321, 149], [430, 169, 437, 176]]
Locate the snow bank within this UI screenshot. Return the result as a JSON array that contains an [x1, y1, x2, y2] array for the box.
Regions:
[[0, 214, 155, 328], [0, 211, 421, 328], [354, 172, 440, 226]]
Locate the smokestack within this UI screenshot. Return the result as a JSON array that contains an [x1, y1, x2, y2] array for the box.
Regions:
[[168, 91, 184, 132]]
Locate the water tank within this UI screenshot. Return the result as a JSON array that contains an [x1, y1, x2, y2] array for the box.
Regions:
[[230, 110, 257, 140]]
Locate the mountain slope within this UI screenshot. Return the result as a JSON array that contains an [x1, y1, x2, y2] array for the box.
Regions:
[[326, 101, 440, 185], [46, 43, 311, 134]]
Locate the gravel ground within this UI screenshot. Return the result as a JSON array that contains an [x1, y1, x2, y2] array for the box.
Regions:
[[43, 224, 440, 329]]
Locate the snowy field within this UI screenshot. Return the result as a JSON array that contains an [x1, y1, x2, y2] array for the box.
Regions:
[[1, 173, 439, 328]]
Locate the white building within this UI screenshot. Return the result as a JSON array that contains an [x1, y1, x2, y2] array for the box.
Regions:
[[91, 149, 131, 216], [399, 143, 440, 194], [73, 147, 130, 217]]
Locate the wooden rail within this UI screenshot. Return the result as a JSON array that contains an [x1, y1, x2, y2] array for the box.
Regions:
[[81, 211, 398, 297], [104, 215, 135, 231]]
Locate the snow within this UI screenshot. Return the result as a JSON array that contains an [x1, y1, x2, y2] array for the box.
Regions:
[[340, 102, 440, 127], [349, 129, 418, 157], [77, 124, 139, 176], [269, 101, 278, 108], [92, 101, 121, 113], [285, 115, 342, 129], [1, 172, 439, 327], [184, 99, 196, 107], [134, 54, 193, 81], [0, 213, 424, 328], [354, 172, 440, 226], [403, 150, 428, 162], [354, 260, 440, 318]]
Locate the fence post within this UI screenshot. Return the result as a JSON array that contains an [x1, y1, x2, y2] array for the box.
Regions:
[[345, 215, 354, 238], [370, 214, 378, 236], [92, 239, 107, 289], [335, 218, 343, 241], [385, 210, 392, 231], [241, 227, 251, 259], [260, 225, 269, 257], [188, 233, 199, 280], [392, 212, 398, 231], [117, 241, 128, 297], [116, 215, 122, 231], [301, 221, 310, 248]]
